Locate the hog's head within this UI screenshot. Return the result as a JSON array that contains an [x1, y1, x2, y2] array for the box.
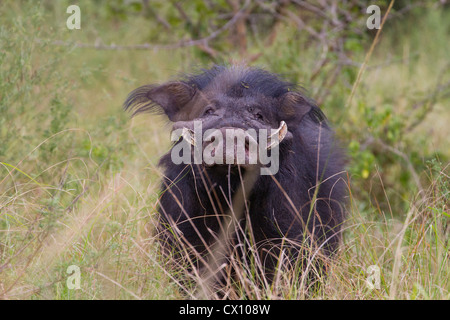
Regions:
[[124, 65, 321, 168]]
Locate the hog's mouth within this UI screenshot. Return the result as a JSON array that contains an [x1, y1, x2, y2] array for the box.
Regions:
[[174, 121, 290, 167]]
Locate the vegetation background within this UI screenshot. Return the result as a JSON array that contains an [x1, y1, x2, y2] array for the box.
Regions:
[[0, 0, 448, 299]]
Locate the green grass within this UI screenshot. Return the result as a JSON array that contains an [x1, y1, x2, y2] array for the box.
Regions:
[[0, 1, 448, 299]]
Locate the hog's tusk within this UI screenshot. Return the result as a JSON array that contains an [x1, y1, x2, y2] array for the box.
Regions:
[[246, 133, 258, 147], [181, 128, 196, 146], [267, 121, 288, 150]]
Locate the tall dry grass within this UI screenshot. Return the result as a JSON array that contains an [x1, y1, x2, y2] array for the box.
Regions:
[[0, 1, 448, 300]]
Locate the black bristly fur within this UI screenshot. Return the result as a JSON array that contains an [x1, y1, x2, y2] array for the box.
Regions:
[[124, 65, 347, 286]]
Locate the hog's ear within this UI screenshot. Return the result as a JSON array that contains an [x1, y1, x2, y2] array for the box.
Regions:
[[279, 91, 326, 123], [123, 81, 195, 121]]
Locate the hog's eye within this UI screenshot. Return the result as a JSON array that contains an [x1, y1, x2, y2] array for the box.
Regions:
[[203, 107, 215, 116]]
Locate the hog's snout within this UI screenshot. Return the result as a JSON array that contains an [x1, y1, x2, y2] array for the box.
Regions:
[[174, 121, 291, 167]]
